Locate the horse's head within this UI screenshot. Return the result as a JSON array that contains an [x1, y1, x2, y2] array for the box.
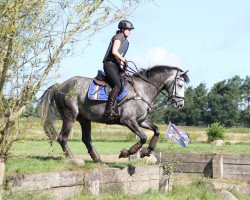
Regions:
[[165, 70, 189, 109], [132, 65, 189, 109]]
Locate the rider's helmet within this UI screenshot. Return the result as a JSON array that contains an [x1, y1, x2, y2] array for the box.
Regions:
[[118, 20, 134, 30]]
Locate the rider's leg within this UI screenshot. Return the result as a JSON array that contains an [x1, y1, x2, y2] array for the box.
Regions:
[[105, 86, 120, 117], [104, 62, 122, 118]]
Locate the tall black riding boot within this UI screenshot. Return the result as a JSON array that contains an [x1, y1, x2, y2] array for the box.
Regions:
[[104, 86, 120, 120]]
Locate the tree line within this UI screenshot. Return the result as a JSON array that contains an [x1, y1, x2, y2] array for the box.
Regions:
[[149, 75, 250, 127]]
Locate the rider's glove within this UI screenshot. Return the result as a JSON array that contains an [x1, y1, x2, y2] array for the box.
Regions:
[[123, 60, 128, 71]]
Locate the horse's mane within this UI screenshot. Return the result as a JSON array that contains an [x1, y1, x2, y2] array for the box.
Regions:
[[133, 65, 190, 82]]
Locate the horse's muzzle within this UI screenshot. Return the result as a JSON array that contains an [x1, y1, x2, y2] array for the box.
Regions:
[[177, 104, 184, 109], [171, 98, 184, 109]]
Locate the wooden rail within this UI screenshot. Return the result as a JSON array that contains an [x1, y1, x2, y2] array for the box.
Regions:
[[155, 152, 250, 180]]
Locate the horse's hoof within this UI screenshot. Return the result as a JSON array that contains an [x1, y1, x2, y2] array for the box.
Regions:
[[119, 149, 130, 158], [93, 159, 102, 163], [140, 147, 151, 158]]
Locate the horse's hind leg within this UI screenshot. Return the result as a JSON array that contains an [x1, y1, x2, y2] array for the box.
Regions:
[[78, 116, 101, 162], [58, 119, 75, 159], [139, 119, 160, 158]]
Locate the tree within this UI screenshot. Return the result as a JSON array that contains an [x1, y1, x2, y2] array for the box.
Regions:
[[149, 93, 167, 123], [0, 0, 148, 161], [207, 76, 243, 127], [150, 75, 249, 127], [185, 83, 208, 126], [164, 83, 208, 126], [164, 86, 195, 125], [240, 76, 250, 127]]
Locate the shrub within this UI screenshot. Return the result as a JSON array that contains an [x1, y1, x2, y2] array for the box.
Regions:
[[206, 123, 225, 142]]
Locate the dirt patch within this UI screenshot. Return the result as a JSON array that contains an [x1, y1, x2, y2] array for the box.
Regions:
[[79, 154, 128, 163]]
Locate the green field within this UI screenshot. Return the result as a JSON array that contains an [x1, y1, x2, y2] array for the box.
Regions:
[[6, 117, 250, 174], [6, 140, 250, 174], [16, 117, 250, 142], [4, 118, 250, 200]]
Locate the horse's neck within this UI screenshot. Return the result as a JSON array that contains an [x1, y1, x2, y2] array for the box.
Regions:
[[132, 75, 164, 103]]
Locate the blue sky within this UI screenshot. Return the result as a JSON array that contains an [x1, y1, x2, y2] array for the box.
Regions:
[[59, 0, 250, 89]]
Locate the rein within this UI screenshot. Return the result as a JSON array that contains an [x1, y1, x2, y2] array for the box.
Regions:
[[126, 61, 183, 104], [127, 61, 169, 98]]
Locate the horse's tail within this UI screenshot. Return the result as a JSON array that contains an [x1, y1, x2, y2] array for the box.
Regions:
[[38, 84, 59, 141]]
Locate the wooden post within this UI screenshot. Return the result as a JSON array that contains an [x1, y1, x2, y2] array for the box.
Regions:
[[0, 159, 5, 200], [212, 154, 223, 179]]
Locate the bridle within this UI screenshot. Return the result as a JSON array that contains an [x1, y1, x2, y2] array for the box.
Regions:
[[126, 61, 185, 106], [166, 70, 185, 105]]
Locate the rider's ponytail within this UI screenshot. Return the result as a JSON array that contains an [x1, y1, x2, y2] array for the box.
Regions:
[[116, 30, 122, 34]]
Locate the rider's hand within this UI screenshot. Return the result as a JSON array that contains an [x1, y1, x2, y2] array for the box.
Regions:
[[123, 60, 128, 71]]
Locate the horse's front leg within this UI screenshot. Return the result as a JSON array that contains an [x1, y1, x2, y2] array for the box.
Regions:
[[119, 118, 147, 158], [139, 119, 160, 158]]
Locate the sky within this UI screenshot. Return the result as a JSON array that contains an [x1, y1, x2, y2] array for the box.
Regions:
[[57, 0, 250, 89]]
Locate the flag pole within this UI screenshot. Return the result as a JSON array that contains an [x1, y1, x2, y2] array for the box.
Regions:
[[165, 121, 171, 138]]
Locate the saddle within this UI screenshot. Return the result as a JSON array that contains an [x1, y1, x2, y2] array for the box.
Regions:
[[88, 70, 128, 101], [93, 70, 109, 86]]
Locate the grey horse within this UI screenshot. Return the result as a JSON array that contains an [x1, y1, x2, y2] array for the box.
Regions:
[[38, 65, 189, 162]]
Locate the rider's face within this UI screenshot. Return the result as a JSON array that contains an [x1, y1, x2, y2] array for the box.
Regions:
[[123, 29, 132, 37]]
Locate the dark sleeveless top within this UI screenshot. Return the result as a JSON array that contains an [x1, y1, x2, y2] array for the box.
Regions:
[[103, 32, 129, 65]]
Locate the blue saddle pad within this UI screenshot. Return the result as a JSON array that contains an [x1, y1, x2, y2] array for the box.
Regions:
[[88, 80, 127, 101]]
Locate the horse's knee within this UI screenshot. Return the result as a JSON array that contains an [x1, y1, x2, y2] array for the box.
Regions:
[[140, 136, 147, 145], [57, 136, 64, 144]]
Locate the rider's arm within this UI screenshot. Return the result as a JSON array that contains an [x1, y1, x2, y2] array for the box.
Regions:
[[112, 39, 126, 63]]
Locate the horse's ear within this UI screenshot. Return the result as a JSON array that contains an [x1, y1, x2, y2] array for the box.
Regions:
[[180, 70, 189, 76]]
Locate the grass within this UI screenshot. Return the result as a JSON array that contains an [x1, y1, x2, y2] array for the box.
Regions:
[[15, 117, 250, 142], [231, 190, 250, 200], [9, 140, 250, 158], [157, 141, 250, 154], [6, 139, 250, 174], [5, 118, 250, 173], [5, 183, 250, 200]]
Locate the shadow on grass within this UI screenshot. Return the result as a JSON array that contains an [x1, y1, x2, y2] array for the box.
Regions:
[[27, 155, 63, 161]]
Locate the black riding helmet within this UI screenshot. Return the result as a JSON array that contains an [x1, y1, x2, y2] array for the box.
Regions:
[[118, 20, 134, 30]]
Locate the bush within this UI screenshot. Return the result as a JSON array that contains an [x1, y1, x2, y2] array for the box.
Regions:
[[206, 123, 225, 142]]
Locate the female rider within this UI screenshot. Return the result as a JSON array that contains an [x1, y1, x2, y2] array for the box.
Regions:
[[103, 20, 134, 120]]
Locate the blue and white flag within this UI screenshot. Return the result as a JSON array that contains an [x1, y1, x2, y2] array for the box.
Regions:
[[165, 122, 190, 147]]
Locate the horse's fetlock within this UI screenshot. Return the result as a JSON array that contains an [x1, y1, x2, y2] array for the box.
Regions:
[[119, 149, 130, 158], [140, 147, 151, 158], [128, 142, 142, 155], [89, 148, 102, 162]]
